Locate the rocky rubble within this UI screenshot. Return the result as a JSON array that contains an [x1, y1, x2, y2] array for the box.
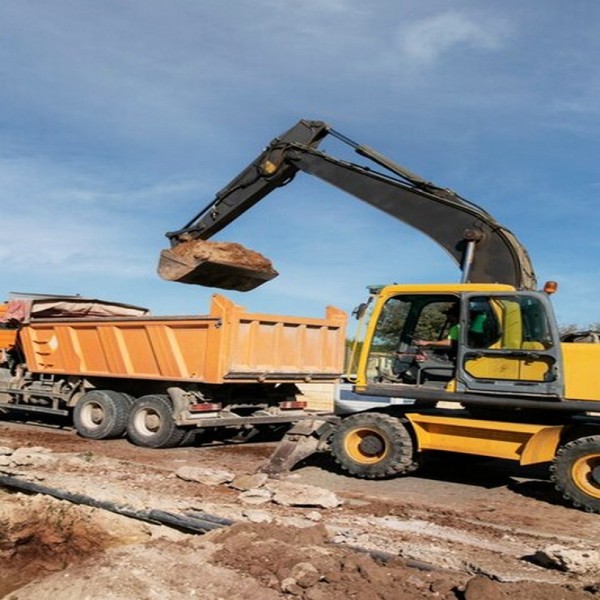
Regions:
[[0, 437, 599, 599], [532, 545, 600, 575]]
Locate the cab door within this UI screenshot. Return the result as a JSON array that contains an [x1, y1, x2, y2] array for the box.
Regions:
[[457, 292, 563, 397]]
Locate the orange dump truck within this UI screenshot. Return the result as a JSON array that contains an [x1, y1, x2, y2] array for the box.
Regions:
[[0, 294, 346, 448]]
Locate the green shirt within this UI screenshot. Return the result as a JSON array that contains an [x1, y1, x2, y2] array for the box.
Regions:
[[448, 323, 460, 342]]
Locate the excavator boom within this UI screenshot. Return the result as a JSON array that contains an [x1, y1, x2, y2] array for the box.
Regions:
[[158, 120, 536, 291]]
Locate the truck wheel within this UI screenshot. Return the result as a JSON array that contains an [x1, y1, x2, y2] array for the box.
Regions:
[[331, 413, 418, 479], [73, 390, 131, 440], [127, 394, 187, 448], [551, 435, 600, 513]]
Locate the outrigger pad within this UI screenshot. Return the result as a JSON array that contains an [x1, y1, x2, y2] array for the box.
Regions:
[[157, 239, 278, 291]]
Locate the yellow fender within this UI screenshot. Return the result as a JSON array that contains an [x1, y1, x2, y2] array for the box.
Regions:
[[405, 413, 563, 465]]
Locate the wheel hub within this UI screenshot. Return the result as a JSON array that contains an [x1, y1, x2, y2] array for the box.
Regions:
[[345, 427, 389, 464], [571, 453, 600, 499], [359, 434, 385, 457], [90, 407, 103, 424], [592, 465, 600, 486], [144, 412, 161, 432], [81, 402, 104, 428]]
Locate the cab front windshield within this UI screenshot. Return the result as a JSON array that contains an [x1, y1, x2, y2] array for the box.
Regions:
[[366, 295, 458, 385]]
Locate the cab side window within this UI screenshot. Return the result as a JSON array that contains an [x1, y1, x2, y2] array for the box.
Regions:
[[466, 295, 554, 350], [466, 299, 500, 348]]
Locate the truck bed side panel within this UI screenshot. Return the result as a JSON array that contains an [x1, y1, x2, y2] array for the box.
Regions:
[[224, 309, 347, 379], [17, 296, 347, 384], [0, 304, 18, 350], [20, 318, 214, 381]]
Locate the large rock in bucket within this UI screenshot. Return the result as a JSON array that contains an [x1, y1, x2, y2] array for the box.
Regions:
[[158, 239, 278, 291]]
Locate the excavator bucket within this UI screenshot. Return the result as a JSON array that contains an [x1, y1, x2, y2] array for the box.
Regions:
[[157, 240, 278, 291]]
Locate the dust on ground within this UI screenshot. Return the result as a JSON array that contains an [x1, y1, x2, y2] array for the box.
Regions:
[[0, 419, 599, 599]]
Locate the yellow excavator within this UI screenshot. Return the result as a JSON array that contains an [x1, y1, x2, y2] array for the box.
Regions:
[[159, 120, 600, 513]]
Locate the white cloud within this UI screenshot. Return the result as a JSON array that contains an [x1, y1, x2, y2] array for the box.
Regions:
[[398, 11, 508, 65]]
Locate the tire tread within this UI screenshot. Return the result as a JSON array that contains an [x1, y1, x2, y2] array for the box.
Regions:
[[550, 434, 600, 514], [331, 412, 418, 479], [127, 394, 186, 449]]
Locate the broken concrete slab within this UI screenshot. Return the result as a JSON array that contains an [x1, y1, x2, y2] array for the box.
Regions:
[[175, 467, 234, 486], [10, 447, 56, 467], [532, 544, 600, 574], [266, 481, 341, 509], [230, 473, 268, 491], [238, 488, 273, 506], [242, 509, 273, 524]]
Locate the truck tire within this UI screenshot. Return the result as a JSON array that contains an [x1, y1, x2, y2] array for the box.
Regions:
[[73, 390, 131, 440], [331, 412, 418, 479], [550, 435, 600, 513], [127, 394, 187, 448]]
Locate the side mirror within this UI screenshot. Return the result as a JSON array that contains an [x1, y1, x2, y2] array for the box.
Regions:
[[352, 302, 368, 320]]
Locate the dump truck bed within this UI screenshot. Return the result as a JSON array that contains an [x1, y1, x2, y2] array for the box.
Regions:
[[0, 304, 17, 351], [16, 294, 347, 384]]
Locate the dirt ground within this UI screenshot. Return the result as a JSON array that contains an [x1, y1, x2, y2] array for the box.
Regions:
[[0, 417, 599, 599]]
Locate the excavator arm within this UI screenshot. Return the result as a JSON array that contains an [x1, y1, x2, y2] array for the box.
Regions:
[[165, 120, 330, 243], [158, 119, 536, 291]]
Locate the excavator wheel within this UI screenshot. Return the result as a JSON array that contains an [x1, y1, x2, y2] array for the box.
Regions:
[[550, 435, 600, 513], [331, 413, 418, 479]]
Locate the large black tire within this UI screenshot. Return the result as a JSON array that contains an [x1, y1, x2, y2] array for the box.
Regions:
[[126, 394, 187, 448], [331, 412, 418, 479], [73, 390, 131, 440], [550, 435, 600, 513]]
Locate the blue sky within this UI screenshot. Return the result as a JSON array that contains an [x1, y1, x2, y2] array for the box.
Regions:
[[1, 1, 599, 329]]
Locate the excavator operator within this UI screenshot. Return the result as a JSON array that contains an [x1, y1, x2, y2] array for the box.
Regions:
[[414, 304, 460, 359]]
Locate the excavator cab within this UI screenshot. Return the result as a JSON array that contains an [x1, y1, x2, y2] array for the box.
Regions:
[[358, 285, 563, 399], [459, 291, 562, 396]]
